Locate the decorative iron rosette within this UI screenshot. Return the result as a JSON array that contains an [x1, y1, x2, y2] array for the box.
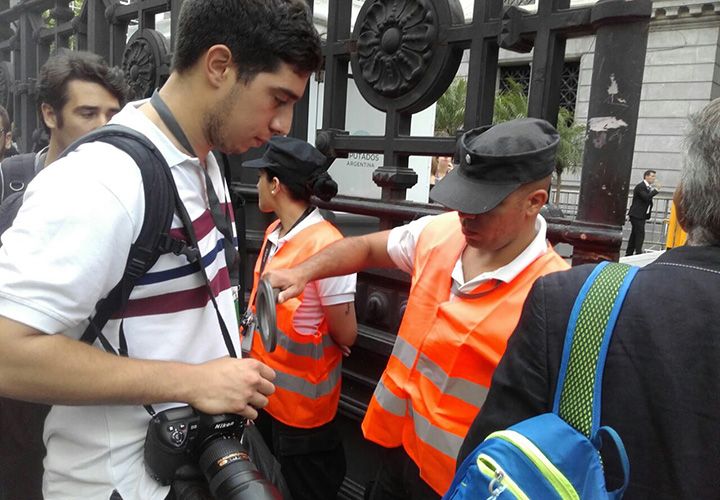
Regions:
[[121, 29, 170, 100], [351, 0, 464, 114], [0, 61, 13, 113]]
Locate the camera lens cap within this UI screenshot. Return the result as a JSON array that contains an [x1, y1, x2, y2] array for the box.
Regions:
[[255, 277, 279, 353]]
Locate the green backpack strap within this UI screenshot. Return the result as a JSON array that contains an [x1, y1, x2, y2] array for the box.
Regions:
[[552, 261, 639, 438]]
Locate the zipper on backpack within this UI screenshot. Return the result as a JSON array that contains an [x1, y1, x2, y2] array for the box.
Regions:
[[476, 454, 529, 500], [486, 430, 579, 500]]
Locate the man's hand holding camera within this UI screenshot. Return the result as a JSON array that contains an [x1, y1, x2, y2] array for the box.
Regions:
[[187, 357, 276, 420]]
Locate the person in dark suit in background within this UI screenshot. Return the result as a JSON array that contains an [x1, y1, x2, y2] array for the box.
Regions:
[[457, 97, 720, 498], [625, 169, 660, 255]]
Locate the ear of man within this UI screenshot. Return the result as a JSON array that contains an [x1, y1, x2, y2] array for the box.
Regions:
[[522, 176, 551, 215], [41, 103, 58, 131], [203, 44, 236, 89]]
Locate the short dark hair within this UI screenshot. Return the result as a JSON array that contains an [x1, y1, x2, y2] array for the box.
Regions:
[[173, 0, 322, 82], [37, 50, 129, 131], [643, 169, 656, 179], [0, 104, 10, 133]]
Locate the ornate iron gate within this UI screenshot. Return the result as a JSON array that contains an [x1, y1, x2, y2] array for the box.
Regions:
[[0, 0, 651, 497]]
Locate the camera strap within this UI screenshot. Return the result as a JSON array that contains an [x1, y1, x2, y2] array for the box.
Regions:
[[150, 91, 239, 363]]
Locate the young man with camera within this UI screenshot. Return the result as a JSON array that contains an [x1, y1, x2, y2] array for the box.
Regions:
[[0, 50, 128, 500], [0, 1, 322, 499]]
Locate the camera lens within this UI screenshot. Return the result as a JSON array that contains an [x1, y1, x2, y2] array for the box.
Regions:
[[198, 437, 281, 500]]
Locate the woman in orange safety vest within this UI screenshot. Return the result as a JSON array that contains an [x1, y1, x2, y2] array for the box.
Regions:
[[241, 136, 357, 500]]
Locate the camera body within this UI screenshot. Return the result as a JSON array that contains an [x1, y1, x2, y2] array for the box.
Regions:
[[144, 405, 245, 485]]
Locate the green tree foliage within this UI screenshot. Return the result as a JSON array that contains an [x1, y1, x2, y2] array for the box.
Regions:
[[493, 79, 529, 123], [434, 77, 467, 137], [435, 77, 585, 204]]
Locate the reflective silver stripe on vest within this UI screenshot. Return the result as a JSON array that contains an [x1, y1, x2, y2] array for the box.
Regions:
[[372, 379, 408, 417], [415, 353, 489, 410], [276, 328, 335, 360], [409, 405, 464, 459], [274, 364, 341, 399], [391, 335, 418, 369]]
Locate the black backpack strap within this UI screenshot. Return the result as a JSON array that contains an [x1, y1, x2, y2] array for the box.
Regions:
[[0, 153, 36, 202], [55, 125, 196, 348]]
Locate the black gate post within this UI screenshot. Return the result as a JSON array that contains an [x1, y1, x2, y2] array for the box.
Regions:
[[573, 0, 652, 264], [87, 0, 111, 61], [16, 9, 39, 153]]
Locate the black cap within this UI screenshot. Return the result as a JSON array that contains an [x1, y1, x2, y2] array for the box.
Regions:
[[242, 136, 328, 183], [430, 118, 559, 214]]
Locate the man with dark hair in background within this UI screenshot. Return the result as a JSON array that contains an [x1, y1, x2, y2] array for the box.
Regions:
[[0, 1, 322, 499], [625, 168, 660, 256], [0, 50, 127, 235], [459, 98, 720, 498]]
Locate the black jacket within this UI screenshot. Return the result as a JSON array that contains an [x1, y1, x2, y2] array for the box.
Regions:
[[628, 180, 658, 220], [458, 246, 720, 499]]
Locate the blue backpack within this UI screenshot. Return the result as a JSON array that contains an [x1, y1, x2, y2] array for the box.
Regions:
[[444, 261, 638, 500]]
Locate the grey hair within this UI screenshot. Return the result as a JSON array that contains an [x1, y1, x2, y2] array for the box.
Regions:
[[679, 98, 720, 245]]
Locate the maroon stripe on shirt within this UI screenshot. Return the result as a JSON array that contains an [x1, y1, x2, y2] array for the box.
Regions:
[[168, 202, 234, 241], [113, 269, 231, 319], [169, 209, 213, 242]]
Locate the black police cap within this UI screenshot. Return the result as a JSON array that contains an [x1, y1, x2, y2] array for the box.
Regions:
[[430, 118, 559, 214], [242, 136, 328, 184]]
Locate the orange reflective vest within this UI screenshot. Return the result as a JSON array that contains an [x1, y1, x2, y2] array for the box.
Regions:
[[249, 218, 344, 428], [361, 211, 569, 494]]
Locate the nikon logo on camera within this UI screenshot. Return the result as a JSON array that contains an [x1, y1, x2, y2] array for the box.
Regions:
[[213, 421, 236, 430]]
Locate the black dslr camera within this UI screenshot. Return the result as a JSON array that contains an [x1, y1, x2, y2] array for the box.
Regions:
[[144, 279, 282, 499], [144, 405, 280, 499]]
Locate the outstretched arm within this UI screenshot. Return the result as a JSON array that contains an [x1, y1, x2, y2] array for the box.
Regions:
[[0, 316, 276, 419], [265, 230, 395, 303]]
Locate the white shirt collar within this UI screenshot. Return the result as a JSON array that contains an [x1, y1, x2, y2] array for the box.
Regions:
[[643, 179, 652, 189], [451, 214, 549, 294], [110, 100, 210, 168], [34, 146, 49, 173], [267, 207, 323, 253]]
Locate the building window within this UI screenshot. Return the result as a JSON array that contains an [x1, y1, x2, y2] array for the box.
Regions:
[[499, 65, 531, 94], [559, 61, 580, 115], [504, 0, 535, 6], [498, 61, 580, 115]]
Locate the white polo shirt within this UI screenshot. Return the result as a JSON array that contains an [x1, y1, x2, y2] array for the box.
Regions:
[[0, 101, 240, 500], [387, 213, 549, 299]]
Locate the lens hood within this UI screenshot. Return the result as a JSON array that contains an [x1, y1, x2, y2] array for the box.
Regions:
[[254, 278, 279, 353]]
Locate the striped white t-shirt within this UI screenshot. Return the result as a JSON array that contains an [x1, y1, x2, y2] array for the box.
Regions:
[[0, 101, 239, 500]]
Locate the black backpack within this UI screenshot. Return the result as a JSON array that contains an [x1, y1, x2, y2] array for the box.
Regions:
[[0, 153, 35, 203]]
